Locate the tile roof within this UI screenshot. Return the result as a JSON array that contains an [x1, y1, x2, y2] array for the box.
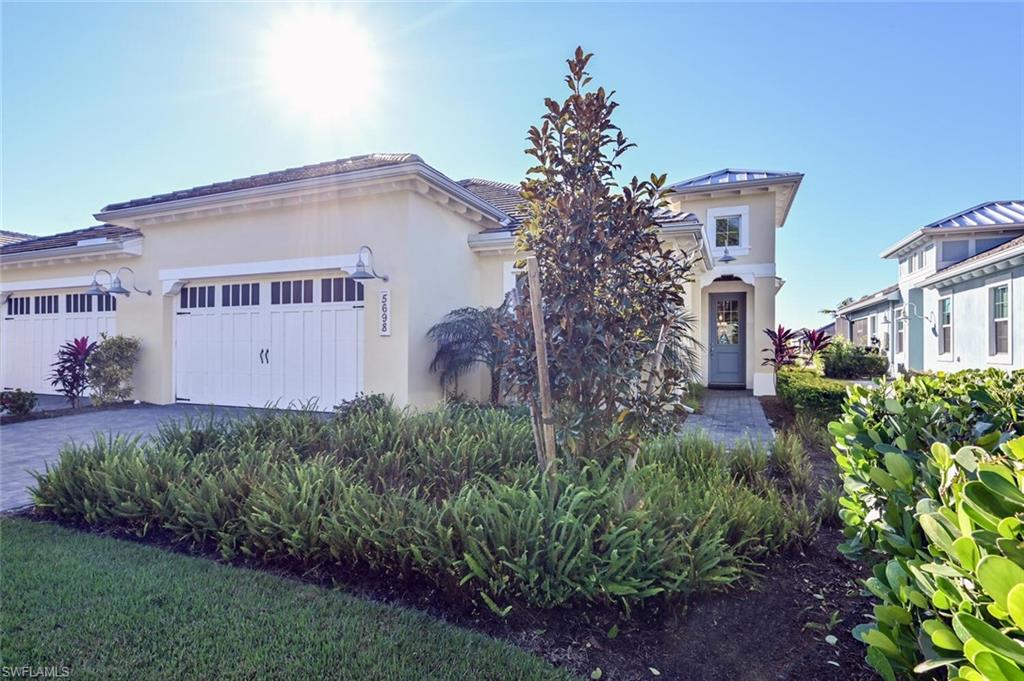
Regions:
[[457, 179, 702, 233], [457, 178, 529, 223], [670, 168, 803, 191], [0, 224, 141, 256], [0, 230, 34, 246], [924, 200, 1024, 230], [101, 153, 424, 212]]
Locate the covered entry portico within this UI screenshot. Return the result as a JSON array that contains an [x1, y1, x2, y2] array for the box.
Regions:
[[689, 266, 781, 395]]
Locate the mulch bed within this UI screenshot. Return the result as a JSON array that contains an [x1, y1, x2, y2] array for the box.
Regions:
[[0, 401, 146, 426], [17, 439, 875, 681]]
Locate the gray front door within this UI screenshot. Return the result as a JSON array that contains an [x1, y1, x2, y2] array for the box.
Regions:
[[708, 293, 745, 386]]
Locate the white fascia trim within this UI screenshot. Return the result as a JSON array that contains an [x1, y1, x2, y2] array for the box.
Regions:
[[467, 222, 715, 267], [881, 224, 1024, 259], [0, 275, 95, 293], [97, 162, 510, 229], [0, 236, 143, 267], [669, 176, 803, 228], [920, 249, 1024, 288], [699, 262, 776, 288], [837, 289, 902, 315], [158, 254, 362, 296], [467, 230, 516, 254]]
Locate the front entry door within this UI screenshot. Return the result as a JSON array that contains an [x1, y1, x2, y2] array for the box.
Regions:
[[708, 293, 745, 387]]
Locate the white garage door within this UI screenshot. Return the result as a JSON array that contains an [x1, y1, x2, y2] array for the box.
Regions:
[[173, 276, 364, 409], [1, 292, 117, 394]]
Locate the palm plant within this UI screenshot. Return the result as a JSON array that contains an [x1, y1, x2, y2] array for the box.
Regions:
[[428, 301, 509, 404], [50, 336, 97, 408]]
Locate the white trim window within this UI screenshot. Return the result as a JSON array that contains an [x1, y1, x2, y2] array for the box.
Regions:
[[707, 205, 750, 257], [938, 296, 953, 357], [894, 306, 905, 354], [989, 284, 1010, 359]]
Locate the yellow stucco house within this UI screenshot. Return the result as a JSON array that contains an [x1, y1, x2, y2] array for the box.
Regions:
[[0, 155, 802, 408]]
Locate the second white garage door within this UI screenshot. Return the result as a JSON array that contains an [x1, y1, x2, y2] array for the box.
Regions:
[[173, 276, 364, 409]]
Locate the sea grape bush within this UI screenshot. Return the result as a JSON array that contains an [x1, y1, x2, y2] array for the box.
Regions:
[[823, 337, 888, 379], [86, 334, 141, 406], [33, 404, 817, 614], [831, 369, 1024, 679]]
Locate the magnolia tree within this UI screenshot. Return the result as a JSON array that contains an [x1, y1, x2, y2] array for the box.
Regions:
[[505, 48, 699, 461]]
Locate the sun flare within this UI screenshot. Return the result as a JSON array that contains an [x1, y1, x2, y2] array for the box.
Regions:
[[260, 8, 381, 126]]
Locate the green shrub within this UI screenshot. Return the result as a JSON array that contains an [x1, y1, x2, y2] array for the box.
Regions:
[[831, 368, 1024, 679], [1, 388, 37, 416], [771, 431, 813, 494], [32, 405, 814, 614], [822, 337, 889, 379], [86, 334, 141, 406], [776, 367, 850, 420]]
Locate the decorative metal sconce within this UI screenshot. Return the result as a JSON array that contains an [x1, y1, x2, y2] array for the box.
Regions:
[[348, 246, 389, 282], [896, 302, 934, 326], [87, 267, 152, 297]]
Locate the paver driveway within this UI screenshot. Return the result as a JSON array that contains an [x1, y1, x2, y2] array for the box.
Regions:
[[0, 403, 249, 512]]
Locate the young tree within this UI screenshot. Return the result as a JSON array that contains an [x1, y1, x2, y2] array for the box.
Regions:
[[428, 302, 509, 405], [505, 47, 699, 460]]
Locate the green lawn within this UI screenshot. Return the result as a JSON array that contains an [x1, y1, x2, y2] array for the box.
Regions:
[[0, 518, 573, 680]]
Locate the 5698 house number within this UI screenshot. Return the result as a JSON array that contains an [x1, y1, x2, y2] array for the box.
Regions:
[[378, 289, 391, 336]]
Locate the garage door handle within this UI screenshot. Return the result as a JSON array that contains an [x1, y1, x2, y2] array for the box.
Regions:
[[259, 348, 267, 364]]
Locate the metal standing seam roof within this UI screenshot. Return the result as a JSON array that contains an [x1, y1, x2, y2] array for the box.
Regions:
[[923, 201, 1024, 230], [0, 224, 140, 256], [669, 168, 803, 190]]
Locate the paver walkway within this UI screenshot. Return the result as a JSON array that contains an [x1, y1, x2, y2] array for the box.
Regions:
[[680, 389, 774, 448], [1, 403, 249, 512]]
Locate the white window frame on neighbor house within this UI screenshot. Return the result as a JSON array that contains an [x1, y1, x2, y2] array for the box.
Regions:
[[987, 280, 1012, 364], [894, 305, 905, 355], [502, 260, 525, 301], [938, 295, 953, 360], [707, 205, 750, 257]]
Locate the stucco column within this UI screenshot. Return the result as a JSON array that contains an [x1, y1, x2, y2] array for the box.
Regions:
[[752, 276, 776, 396]]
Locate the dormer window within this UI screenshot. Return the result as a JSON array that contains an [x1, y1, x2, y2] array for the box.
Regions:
[[707, 205, 750, 258], [941, 240, 969, 264]]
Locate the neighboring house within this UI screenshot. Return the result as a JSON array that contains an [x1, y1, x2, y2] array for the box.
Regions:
[[0, 230, 34, 246], [836, 201, 1024, 373], [0, 156, 801, 407]]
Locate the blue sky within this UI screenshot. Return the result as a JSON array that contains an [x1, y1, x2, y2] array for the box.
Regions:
[[3, 2, 1022, 330]]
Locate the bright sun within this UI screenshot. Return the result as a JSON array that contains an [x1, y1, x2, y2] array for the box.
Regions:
[[260, 8, 381, 126]]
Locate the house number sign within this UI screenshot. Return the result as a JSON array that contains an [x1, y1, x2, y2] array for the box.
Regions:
[[378, 289, 391, 336]]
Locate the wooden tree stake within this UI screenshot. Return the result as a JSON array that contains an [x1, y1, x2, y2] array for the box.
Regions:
[[526, 255, 557, 477]]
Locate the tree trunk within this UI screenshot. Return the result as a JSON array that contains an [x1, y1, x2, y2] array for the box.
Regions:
[[489, 366, 501, 405]]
